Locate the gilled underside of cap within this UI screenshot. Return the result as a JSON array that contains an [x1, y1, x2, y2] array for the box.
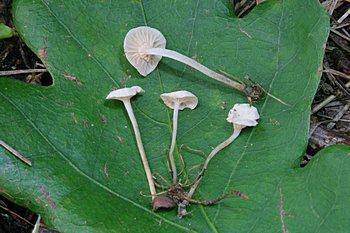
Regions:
[[106, 86, 144, 101], [160, 91, 198, 110], [124, 26, 166, 76]]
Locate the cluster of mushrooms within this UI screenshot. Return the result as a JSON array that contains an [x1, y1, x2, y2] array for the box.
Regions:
[[106, 27, 260, 217]]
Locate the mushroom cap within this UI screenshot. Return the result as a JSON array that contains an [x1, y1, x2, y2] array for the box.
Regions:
[[124, 26, 166, 76], [106, 86, 144, 101], [160, 90, 198, 110], [226, 103, 259, 127]]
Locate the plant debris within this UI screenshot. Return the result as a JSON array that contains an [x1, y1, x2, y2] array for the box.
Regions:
[[0, 139, 32, 166], [1, 0, 349, 231], [306, 0, 350, 158]]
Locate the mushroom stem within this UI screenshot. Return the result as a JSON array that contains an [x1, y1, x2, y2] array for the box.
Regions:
[[147, 48, 245, 91], [187, 125, 242, 198], [123, 99, 157, 200], [169, 102, 180, 184]]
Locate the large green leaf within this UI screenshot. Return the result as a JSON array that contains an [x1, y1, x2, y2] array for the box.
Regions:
[[1, 0, 348, 232]]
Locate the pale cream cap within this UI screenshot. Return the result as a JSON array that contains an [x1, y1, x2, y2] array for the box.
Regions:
[[160, 90, 198, 110], [227, 103, 259, 127], [124, 26, 166, 76], [106, 86, 144, 101]]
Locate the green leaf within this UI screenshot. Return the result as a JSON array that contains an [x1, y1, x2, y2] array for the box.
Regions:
[[0, 23, 13, 39], [284, 145, 350, 233], [1, 0, 348, 232]]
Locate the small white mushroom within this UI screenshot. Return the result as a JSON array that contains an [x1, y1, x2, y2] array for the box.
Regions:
[[187, 103, 259, 198], [160, 90, 198, 184], [226, 103, 259, 130], [124, 26, 245, 92], [106, 86, 156, 200]]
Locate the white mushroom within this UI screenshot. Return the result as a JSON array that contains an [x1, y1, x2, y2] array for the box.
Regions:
[[160, 90, 198, 184], [226, 103, 260, 130], [124, 26, 245, 92], [106, 86, 156, 200], [187, 103, 259, 198]]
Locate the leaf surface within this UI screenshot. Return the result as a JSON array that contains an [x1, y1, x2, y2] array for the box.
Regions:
[[1, 0, 349, 232]]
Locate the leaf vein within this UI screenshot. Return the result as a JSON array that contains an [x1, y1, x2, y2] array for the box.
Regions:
[[213, 0, 286, 223], [40, 0, 120, 88], [0, 80, 195, 233]]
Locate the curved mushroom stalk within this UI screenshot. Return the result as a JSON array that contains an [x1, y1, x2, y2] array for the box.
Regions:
[[106, 86, 157, 200], [124, 26, 247, 94], [147, 48, 245, 91], [168, 101, 180, 183], [160, 91, 198, 184], [188, 103, 260, 198]]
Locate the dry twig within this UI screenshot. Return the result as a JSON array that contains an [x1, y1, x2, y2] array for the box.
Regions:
[[311, 81, 350, 114], [330, 28, 350, 42], [0, 204, 34, 227], [0, 140, 32, 166], [323, 68, 350, 80], [337, 8, 350, 23], [0, 69, 47, 76]]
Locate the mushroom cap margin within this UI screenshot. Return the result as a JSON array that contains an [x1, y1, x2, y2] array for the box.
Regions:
[[106, 86, 144, 101], [226, 103, 259, 127], [124, 26, 166, 76], [160, 90, 198, 110]]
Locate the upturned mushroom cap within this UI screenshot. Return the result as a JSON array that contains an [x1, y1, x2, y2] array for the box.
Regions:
[[226, 103, 259, 127], [106, 86, 144, 101], [160, 90, 198, 110], [124, 26, 166, 76]]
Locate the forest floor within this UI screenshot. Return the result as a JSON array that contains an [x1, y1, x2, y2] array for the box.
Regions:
[[0, 0, 349, 232]]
